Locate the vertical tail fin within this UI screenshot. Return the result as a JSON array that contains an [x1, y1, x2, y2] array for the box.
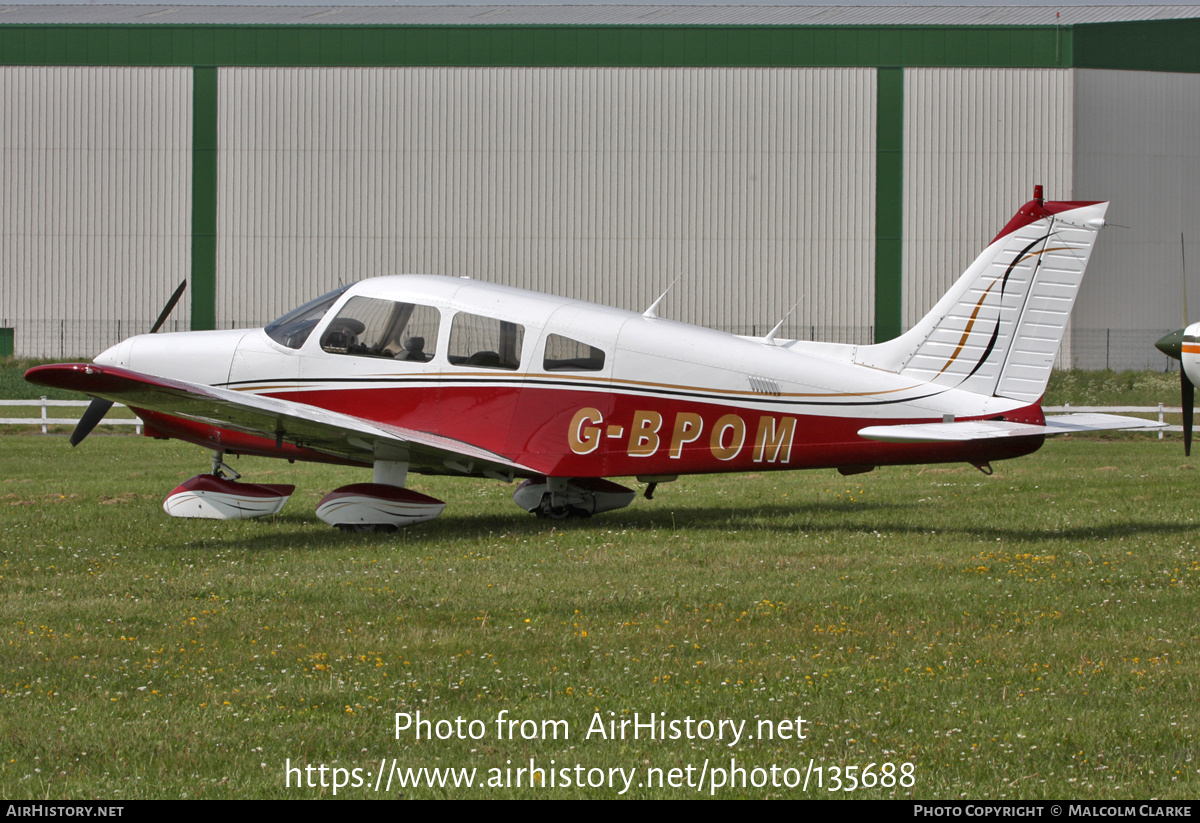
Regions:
[[854, 188, 1108, 402]]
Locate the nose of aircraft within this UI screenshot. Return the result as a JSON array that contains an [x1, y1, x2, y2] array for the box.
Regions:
[[94, 329, 249, 387], [1156, 328, 1185, 361], [93, 338, 133, 369], [1157, 324, 1200, 458]]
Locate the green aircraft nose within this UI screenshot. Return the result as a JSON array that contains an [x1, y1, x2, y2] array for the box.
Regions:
[[1156, 328, 1185, 360]]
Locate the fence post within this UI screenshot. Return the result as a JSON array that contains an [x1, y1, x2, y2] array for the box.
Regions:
[[40, 396, 47, 435]]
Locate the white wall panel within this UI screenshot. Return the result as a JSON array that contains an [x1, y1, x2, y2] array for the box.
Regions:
[[0, 67, 192, 357], [903, 69, 1074, 341], [1073, 69, 1200, 369], [218, 67, 875, 343]]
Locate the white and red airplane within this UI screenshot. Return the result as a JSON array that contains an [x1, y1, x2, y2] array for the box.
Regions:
[[27, 187, 1159, 530], [1154, 236, 1199, 455]]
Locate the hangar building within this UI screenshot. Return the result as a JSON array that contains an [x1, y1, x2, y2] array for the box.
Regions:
[[2, 4, 1199, 370]]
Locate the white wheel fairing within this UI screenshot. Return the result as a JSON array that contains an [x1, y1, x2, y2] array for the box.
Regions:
[[164, 475, 295, 520], [316, 483, 446, 527]]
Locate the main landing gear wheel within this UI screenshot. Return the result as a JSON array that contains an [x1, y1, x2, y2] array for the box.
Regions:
[[336, 523, 400, 534], [513, 478, 636, 518], [534, 494, 589, 520]]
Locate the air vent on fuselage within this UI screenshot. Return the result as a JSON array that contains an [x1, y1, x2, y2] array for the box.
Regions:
[[748, 375, 781, 396]]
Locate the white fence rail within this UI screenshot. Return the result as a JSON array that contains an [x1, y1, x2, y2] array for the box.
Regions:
[[0, 399, 1184, 438], [1, 398, 143, 435]]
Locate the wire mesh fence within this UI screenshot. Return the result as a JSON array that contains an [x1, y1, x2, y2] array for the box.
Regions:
[[1069, 328, 1179, 373], [725, 325, 874, 344], [2, 319, 190, 360]]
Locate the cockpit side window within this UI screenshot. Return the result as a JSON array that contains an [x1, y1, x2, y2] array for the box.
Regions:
[[543, 334, 606, 372], [320, 297, 441, 361], [448, 312, 524, 370], [265, 285, 350, 350]]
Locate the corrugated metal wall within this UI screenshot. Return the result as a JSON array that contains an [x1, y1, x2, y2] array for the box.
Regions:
[[217, 67, 876, 343], [1073, 69, 1200, 370], [902, 69, 1074, 349], [8, 62, 1180, 369], [0, 67, 192, 358]]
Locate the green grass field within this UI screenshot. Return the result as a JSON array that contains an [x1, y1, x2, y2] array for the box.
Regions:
[[2, 431, 1198, 799]]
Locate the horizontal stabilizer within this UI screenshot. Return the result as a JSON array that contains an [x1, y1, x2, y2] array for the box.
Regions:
[[858, 413, 1164, 444]]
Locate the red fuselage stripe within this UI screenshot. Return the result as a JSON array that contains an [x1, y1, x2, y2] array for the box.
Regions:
[[184, 383, 1043, 476]]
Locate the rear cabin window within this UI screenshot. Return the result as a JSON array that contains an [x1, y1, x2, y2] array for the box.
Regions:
[[542, 334, 606, 372], [448, 312, 524, 370], [319, 297, 440, 362]]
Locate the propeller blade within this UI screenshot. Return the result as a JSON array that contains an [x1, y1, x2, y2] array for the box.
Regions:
[[70, 280, 184, 447], [1182, 232, 1190, 329], [149, 280, 187, 335], [1184, 368, 1194, 458], [70, 397, 114, 447]]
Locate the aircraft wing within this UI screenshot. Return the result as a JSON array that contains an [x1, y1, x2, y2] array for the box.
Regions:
[[25, 363, 535, 477], [858, 413, 1166, 444]]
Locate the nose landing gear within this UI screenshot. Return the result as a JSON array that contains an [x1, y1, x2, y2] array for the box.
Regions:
[[163, 451, 295, 520]]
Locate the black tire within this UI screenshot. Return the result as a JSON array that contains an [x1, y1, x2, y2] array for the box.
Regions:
[[336, 523, 399, 533], [533, 494, 590, 520]]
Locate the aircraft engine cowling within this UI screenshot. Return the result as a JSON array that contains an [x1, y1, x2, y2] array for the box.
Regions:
[[513, 478, 636, 519]]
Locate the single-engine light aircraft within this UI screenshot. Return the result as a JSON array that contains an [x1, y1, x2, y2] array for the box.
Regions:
[[1156, 328, 1200, 455], [1155, 234, 1200, 455], [27, 186, 1160, 530]]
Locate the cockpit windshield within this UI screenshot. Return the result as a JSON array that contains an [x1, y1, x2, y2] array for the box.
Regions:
[[264, 286, 351, 349]]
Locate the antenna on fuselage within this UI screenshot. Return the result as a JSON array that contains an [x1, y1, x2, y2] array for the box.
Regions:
[[643, 275, 682, 319], [764, 298, 803, 346]]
